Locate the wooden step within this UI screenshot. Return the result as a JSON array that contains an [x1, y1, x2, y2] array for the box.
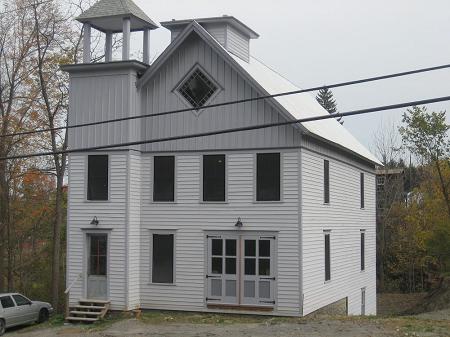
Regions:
[[79, 298, 110, 305], [70, 311, 102, 316], [66, 316, 99, 322], [70, 305, 104, 310]]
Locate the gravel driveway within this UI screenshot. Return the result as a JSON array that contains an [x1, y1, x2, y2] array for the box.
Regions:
[[7, 315, 450, 337]]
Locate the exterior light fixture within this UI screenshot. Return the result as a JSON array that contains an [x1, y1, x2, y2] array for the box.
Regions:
[[235, 217, 243, 228], [90, 216, 99, 226]]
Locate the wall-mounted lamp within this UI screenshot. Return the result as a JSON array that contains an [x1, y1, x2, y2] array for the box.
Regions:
[[90, 216, 99, 226], [235, 217, 243, 228]]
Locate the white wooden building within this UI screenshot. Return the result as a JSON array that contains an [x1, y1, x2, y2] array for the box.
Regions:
[[63, 0, 380, 317]]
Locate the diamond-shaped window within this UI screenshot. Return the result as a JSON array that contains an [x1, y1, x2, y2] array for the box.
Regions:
[[178, 68, 218, 109]]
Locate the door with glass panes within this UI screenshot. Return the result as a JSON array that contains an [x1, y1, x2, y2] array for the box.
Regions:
[[206, 234, 276, 307]]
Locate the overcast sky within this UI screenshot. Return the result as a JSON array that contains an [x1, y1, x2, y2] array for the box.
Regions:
[[133, 0, 450, 153]]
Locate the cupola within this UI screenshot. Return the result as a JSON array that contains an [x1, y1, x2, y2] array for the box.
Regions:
[[161, 16, 259, 62], [76, 0, 159, 64]]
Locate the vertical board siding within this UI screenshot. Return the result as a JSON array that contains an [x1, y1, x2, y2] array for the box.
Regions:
[[139, 151, 301, 315], [142, 33, 300, 152], [68, 71, 139, 150], [67, 153, 128, 310], [301, 147, 376, 316], [127, 152, 141, 309], [226, 25, 250, 62]]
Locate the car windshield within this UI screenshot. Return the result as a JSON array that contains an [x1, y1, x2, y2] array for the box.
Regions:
[[0, 296, 15, 308]]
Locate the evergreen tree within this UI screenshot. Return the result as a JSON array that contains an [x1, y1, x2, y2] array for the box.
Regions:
[[316, 87, 343, 124]]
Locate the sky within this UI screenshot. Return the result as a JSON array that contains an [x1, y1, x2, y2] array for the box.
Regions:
[[126, 1, 450, 153]]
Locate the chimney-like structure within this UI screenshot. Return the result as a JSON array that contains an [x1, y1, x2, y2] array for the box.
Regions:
[[161, 16, 259, 63], [76, 0, 159, 64]]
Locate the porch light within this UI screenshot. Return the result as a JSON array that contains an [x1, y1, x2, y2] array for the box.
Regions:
[[235, 217, 243, 228], [90, 216, 99, 226]]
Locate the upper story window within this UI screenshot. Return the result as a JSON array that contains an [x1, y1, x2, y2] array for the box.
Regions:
[[153, 156, 175, 202], [203, 155, 226, 202], [324, 159, 330, 204], [178, 67, 218, 109], [87, 155, 108, 201], [360, 173, 365, 209], [256, 153, 280, 201]]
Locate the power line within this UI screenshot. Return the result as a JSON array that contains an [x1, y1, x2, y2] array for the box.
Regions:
[[1, 95, 449, 161], [2, 61, 450, 139]]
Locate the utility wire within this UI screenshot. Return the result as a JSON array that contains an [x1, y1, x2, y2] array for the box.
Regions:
[[2, 62, 450, 139], [1, 95, 449, 161]]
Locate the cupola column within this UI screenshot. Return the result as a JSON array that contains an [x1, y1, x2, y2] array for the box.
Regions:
[[105, 31, 113, 62], [82, 23, 91, 63], [122, 17, 131, 60], [143, 28, 150, 64]]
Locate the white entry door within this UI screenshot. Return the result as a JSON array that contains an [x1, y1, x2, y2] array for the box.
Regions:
[[86, 234, 108, 300], [206, 233, 276, 307]]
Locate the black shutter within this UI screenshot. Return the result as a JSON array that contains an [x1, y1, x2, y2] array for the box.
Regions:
[[324, 160, 330, 204], [153, 156, 175, 202], [152, 234, 174, 283], [361, 232, 365, 271], [325, 233, 331, 281], [256, 153, 281, 201], [87, 155, 108, 200], [360, 173, 365, 209], [203, 155, 225, 202]]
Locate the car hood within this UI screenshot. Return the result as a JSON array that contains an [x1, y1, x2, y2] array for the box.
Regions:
[[32, 301, 52, 308]]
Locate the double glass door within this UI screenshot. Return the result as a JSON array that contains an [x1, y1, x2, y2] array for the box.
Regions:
[[206, 233, 276, 307]]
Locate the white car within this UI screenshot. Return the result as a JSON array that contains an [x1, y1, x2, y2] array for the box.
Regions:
[[0, 293, 53, 335]]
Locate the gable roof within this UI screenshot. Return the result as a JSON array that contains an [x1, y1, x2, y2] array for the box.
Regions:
[[138, 21, 381, 165], [77, 0, 158, 32]]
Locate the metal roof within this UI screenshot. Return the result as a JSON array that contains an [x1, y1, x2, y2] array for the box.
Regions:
[[161, 16, 259, 39], [77, 0, 158, 33]]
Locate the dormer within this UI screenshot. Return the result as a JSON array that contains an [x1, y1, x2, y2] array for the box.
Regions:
[[161, 16, 259, 62]]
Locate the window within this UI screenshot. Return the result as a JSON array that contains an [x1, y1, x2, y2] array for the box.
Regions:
[[361, 288, 366, 315], [324, 160, 330, 204], [89, 235, 107, 276], [360, 173, 365, 209], [256, 153, 281, 201], [153, 156, 175, 202], [0, 296, 15, 308], [12, 294, 31, 306], [178, 68, 218, 109], [361, 231, 365, 271], [87, 155, 108, 201], [152, 234, 174, 283], [324, 231, 331, 281], [203, 155, 226, 202]]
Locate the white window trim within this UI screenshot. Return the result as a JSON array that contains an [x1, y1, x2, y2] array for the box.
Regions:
[[149, 230, 177, 286], [200, 153, 228, 204], [150, 155, 177, 203], [172, 63, 223, 116], [84, 153, 111, 203], [253, 151, 284, 203]]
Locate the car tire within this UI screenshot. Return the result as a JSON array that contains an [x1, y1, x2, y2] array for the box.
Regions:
[[0, 319, 5, 336], [38, 309, 49, 323]]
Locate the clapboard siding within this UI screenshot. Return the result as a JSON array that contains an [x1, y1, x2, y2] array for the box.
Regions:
[[226, 25, 250, 62], [139, 150, 301, 315], [141, 32, 300, 152], [301, 147, 376, 316], [67, 153, 128, 310], [203, 23, 226, 46]]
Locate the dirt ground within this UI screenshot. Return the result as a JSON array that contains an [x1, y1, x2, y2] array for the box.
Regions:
[[6, 294, 450, 337]]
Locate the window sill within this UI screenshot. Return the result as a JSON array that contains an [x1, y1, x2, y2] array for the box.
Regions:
[[85, 200, 111, 203], [324, 280, 331, 284], [253, 200, 283, 204], [323, 203, 330, 206], [147, 282, 176, 286], [151, 201, 177, 204], [200, 201, 228, 204]]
